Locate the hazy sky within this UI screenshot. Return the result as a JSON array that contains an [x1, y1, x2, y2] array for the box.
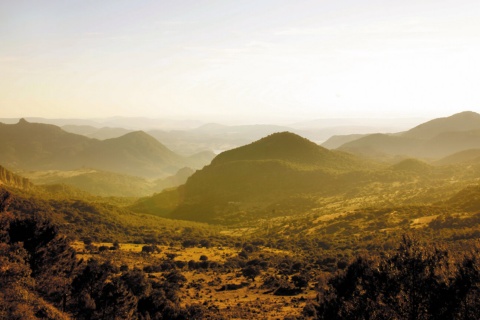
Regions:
[[1, 0, 480, 123]]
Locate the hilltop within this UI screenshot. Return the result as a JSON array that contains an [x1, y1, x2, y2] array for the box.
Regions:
[[211, 132, 343, 168], [131, 132, 379, 223]]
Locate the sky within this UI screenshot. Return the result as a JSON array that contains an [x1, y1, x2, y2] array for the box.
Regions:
[[1, 0, 480, 123]]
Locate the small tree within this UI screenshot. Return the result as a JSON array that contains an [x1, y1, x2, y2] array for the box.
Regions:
[[292, 274, 309, 290], [242, 265, 261, 281]]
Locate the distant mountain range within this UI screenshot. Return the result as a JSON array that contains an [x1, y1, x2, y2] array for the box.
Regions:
[[130, 111, 480, 223], [325, 111, 480, 160], [0, 119, 214, 178], [2, 116, 418, 155]]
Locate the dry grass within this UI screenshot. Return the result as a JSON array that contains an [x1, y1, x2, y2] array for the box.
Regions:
[[71, 241, 316, 319], [179, 269, 316, 319]]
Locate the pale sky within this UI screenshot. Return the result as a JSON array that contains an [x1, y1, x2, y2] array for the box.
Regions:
[[1, 0, 480, 123]]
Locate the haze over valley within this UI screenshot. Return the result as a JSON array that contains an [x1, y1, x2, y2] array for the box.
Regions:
[[3, 1, 480, 319]]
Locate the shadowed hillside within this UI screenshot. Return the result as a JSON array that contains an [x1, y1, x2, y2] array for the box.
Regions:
[[0, 119, 214, 178]]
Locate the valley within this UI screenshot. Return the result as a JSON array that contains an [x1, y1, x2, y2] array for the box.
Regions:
[[2, 111, 480, 319]]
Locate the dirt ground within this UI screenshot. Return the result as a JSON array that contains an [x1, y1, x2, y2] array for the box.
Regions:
[[72, 241, 317, 319]]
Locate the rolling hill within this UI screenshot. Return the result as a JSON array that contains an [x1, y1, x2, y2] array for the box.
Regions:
[[62, 124, 133, 140], [0, 119, 214, 178], [436, 149, 480, 166], [337, 111, 480, 160], [21, 167, 195, 197], [403, 111, 480, 139], [130, 132, 380, 223]]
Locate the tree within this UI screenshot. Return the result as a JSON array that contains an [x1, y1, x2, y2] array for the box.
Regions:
[[112, 240, 120, 250], [242, 265, 261, 281], [292, 274, 309, 290], [98, 277, 137, 320], [310, 235, 457, 320]]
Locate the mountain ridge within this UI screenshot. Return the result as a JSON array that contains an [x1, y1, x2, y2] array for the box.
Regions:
[[336, 111, 480, 160], [0, 119, 213, 178]]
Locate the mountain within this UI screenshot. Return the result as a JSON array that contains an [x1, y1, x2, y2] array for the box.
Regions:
[[0, 119, 92, 169], [153, 167, 195, 192], [321, 134, 369, 149], [338, 133, 422, 159], [62, 124, 133, 140], [403, 111, 480, 139], [83, 131, 185, 178], [0, 116, 204, 130], [147, 124, 295, 155], [210, 132, 363, 170], [390, 158, 433, 173], [131, 132, 378, 223], [0, 119, 213, 178], [337, 111, 480, 160], [436, 149, 480, 166]]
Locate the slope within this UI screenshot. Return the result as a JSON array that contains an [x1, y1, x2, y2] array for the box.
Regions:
[[62, 124, 132, 139], [0, 119, 213, 178], [337, 111, 480, 160], [403, 111, 480, 139], [436, 149, 480, 166], [0, 164, 34, 190], [131, 132, 379, 224]]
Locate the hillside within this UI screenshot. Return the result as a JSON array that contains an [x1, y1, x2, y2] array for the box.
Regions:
[[390, 158, 433, 173], [436, 149, 480, 165], [22, 167, 195, 197], [337, 111, 480, 160], [321, 133, 369, 149], [131, 132, 380, 223], [62, 124, 132, 139], [338, 133, 422, 159], [83, 131, 185, 178], [211, 132, 366, 170], [403, 111, 480, 139], [0, 164, 34, 190], [0, 119, 213, 178]]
